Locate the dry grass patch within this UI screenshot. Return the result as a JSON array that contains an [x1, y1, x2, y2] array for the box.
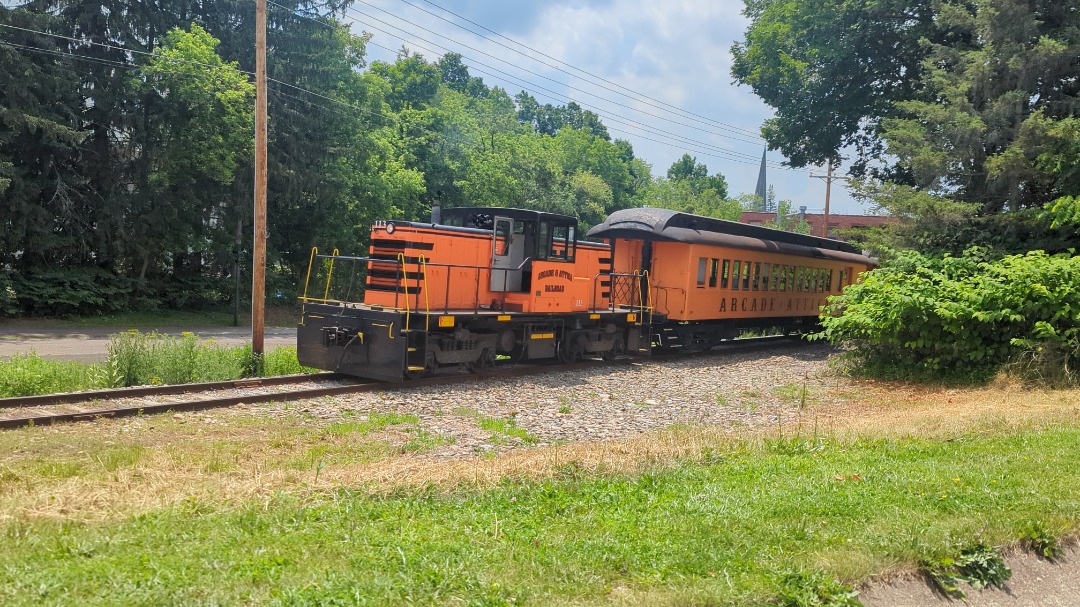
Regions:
[[2, 377, 1079, 524]]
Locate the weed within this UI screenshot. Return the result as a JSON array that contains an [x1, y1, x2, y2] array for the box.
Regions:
[[0, 330, 314, 396], [775, 570, 861, 607], [557, 405, 571, 414], [476, 416, 539, 445], [923, 543, 1011, 599], [1021, 522, 1063, 560], [402, 430, 454, 453]]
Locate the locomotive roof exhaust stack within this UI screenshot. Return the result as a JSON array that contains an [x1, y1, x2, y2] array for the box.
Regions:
[[430, 202, 442, 225]]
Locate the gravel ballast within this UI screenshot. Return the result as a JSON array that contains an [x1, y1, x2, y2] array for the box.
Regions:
[[223, 341, 843, 459]]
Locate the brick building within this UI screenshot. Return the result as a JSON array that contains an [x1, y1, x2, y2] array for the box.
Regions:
[[739, 210, 896, 240]]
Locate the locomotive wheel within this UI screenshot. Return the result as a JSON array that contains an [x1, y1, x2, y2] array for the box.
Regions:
[[557, 339, 581, 364], [601, 337, 624, 361]]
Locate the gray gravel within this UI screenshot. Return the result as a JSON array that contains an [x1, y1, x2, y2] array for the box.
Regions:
[[227, 342, 839, 459]]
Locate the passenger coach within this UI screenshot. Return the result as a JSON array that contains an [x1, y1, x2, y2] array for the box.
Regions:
[[587, 208, 876, 350]]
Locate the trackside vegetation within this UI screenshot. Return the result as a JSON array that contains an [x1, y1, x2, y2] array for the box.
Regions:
[[1, 424, 1078, 606], [816, 248, 1080, 384], [0, 331, 311, 397]]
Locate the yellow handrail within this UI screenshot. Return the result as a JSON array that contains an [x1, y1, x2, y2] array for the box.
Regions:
[[398, 252, 410, 332], [419, 254, 431, 332], [322, 248, 339, 301], [301, 247, 318, 303]]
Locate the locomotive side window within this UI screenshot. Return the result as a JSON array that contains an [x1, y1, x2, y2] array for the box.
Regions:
[[697, 257, 707, 287], [721, 260, 731, 288], [742, 262, 751, 290], [540, 223, 576, 262], [709, 259, 719, 288], [494, 220, 511, 256], [731, 261, 741, 290], [538, 222, 549, 258]]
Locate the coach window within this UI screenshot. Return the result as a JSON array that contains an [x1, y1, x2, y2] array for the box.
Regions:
[[709, 259, 719, 287], [721, 260, 731, 288], [794, 267, 803, 292], [731, 261, 741, 290], [742, 261, 751, 290], [697, 257, 707, 287], [749, 262, 758, 290]]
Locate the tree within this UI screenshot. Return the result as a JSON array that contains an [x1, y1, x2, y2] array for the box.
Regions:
[[734, 0, 1080, 256], [0, 6, 88, 269], [129, 24, 254, 280], [731, 0, 936, 171], [665, 154, 729, 199]]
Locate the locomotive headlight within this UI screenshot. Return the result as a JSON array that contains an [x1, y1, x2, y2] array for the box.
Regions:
[[385, 222, 396, 234]]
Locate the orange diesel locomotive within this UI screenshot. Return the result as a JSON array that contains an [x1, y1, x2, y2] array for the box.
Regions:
[[297, 207, 653, 381], [297, 206, 875, 380]]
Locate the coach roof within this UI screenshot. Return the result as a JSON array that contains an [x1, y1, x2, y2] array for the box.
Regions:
[[587, 208, 875, 265]]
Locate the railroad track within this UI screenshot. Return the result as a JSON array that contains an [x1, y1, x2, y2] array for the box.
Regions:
[[0, 335, 802, 430]]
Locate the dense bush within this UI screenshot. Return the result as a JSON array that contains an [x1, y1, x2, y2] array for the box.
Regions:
[[817, 248, 1080, 384]]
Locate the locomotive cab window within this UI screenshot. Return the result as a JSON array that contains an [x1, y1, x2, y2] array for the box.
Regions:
[[493, 219, 511, 256], [541, 222, 576, 262]]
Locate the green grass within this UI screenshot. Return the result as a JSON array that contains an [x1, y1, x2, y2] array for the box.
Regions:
[[0, 332, 314, 397], [476, 415, 540, 446], [2, 426, 1078, 606]]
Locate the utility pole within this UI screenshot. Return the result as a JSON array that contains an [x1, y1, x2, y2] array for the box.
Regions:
[[252, 0, 267, 354], [811, 160, 847, 238]]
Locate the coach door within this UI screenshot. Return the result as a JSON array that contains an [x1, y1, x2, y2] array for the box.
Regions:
[[491, 216, 524, 291]]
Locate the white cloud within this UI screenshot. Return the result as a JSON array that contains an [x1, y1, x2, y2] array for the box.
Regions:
[[355, 0, 865, 214]]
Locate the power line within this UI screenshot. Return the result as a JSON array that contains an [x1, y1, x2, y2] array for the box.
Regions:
[[0, 22, 256, 77], [261, 2, 809, 175], [398, 0, 764, 140], [324, 8, 802, 171], [1, 20, 386, 123], [343, 1, 767, 148]]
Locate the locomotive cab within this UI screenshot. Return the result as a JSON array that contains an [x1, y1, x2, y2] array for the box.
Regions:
[[439, 208, 579, 295]]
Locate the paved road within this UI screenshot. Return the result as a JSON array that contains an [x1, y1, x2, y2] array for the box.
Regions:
[[0, 324, 296, 362]]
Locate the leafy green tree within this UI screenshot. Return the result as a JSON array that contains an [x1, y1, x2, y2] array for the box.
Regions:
[[665, 154, 729, 199], [642, 179, 741, 220], [129, 24, 254, 280], [731, 0, 935, 171], [0, 6, 88, 269]]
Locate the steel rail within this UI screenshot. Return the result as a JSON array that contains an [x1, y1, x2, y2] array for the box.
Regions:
[[0, 335, 806, 430], [0, 372, 343, 409]]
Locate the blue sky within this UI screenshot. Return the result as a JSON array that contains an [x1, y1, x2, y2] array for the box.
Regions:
[[348, 0, 867, 215]]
